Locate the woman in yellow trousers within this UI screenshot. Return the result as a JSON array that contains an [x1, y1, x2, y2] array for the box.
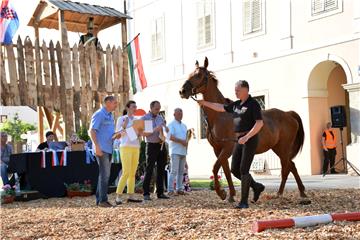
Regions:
[[115, 100, 142, 204]]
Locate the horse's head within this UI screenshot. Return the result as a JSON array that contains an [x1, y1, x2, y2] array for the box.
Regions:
[[179, 57, 210, 99]]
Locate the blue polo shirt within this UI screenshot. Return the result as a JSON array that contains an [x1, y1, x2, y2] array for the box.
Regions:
[[168, 120, 187, 156], [90, 107, 115, 154]]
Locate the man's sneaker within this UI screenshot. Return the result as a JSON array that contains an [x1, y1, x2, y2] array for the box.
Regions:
[[98, 201, 114, 208], [115, 198, 122, 205], [144, 195, 152, 201], [157, 194, 170, 199]]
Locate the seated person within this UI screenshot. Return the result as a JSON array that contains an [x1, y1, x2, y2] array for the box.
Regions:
[[0, 132, 12, 185], [36, 131, 55, 151], [79, 17, 99, 47]]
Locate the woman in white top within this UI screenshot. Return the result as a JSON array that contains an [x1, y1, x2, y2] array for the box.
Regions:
[[115, 100, 142, 204]]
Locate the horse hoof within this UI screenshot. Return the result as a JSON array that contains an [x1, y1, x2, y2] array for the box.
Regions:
[[219, 190, 227, 200], [299, 198, 311, 205], [300, 193, 308, 198], [227, 196, 235, 203]]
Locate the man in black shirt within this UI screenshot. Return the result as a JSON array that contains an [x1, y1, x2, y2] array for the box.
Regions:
[[36, 131, 55, 151], [197, 80, 265, 209]]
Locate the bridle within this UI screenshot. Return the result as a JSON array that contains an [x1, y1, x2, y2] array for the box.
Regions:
[[184, 69, 209, 101], [184, 70, 238, 143]]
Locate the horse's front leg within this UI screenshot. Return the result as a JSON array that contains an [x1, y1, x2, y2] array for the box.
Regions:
[[219, 148, 236, 203], [277, 160, 290, 197], [212, 160, 226, 200]]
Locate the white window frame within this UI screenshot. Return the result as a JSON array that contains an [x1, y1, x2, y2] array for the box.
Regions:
[[308, 0, 343, 21], [196, 0, 215, 50], [241, 0, 266, 40], [151, 15, 165, 61]]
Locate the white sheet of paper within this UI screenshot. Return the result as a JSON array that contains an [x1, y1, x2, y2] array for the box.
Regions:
[[164, 127, 171, 142], [125, 127, 138, 141], [144, 120, 153, 133]]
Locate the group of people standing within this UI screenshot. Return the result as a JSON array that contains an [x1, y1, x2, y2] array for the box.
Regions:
[[0, 80, 341, 210], [88, 96, 189, 207]]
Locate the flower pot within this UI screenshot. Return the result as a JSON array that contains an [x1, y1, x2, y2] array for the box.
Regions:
[[2, 195, 15, 204], [67, 190, 91, 198]]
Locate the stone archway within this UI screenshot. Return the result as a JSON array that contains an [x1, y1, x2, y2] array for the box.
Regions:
[[307, 60, 349, 174]]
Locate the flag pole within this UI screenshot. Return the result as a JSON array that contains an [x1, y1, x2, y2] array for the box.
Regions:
[[124, 33, 140, 49]]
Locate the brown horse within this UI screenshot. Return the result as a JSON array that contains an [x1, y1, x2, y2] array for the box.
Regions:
[[179, 57, 308, 203]]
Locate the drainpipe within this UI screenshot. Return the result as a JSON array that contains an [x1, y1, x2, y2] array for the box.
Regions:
[[290, 0, 293, 49], [229, 0, 234, 62], [180, 0, 184, 74]]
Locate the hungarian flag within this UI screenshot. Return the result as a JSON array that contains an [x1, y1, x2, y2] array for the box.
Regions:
[[127, 34, 147, 94], [0, 0, 19, 44]]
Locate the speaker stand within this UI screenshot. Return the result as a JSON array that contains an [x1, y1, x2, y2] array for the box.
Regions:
[[325, 127, 360, 176]]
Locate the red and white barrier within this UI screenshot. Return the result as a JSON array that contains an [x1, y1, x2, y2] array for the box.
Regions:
[[253, 212, 360, 233]]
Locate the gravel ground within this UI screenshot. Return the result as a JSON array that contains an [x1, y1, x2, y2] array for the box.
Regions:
[[1, 188, 360, 239]]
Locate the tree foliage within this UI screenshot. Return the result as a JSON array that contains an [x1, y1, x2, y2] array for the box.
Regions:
[[0, 113, 36, 142]]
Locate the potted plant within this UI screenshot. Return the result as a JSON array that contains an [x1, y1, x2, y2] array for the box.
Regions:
[[209, 175, 222, 190], [1, 184, 16, 204], [64, 180, 92, 198]]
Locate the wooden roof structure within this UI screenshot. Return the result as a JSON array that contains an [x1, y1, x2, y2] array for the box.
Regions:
[[28, 0, 132, 34], [19, 0, 132, 142]]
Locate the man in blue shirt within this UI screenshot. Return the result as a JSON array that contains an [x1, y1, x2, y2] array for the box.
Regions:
[[141, 100, 169, 200], [167, 108, 188, 196], [89, 96, 117, 207]]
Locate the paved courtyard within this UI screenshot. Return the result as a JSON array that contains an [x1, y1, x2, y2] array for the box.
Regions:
[[253, 174, 360, 190]]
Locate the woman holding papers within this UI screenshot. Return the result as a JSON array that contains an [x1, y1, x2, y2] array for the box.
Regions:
[[115, 100, 143, 204]]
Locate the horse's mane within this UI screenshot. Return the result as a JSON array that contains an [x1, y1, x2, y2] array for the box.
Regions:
[[208, 71, 218, 87], [188, 68, 219, 87]]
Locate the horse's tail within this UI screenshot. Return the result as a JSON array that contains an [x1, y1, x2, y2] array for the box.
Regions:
[[288, 111, 305, 160]]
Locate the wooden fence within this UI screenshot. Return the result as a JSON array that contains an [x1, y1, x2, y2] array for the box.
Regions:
[[0, 36, 130, 138]]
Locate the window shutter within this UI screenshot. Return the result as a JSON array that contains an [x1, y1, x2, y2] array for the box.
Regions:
[[151, 17, 164, 60], [252, 0, 261, 32], [243, 0, 262, 35], [198, 18, 204, 47], [205, 15, 211, 44], [243, 0, 252, 34], [197, 0, 213, 48], [324, 0, 337, 11], [312, 0, 338, 15], [312, 0, 325, 14], [151, 20, 157, 59]]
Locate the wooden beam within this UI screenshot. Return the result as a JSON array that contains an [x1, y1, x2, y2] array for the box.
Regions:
[[38, 106, 44, 143], [51, 112, 64, 135], [121, 17, 130, 94], [35, 3, 57, 23], [43, 107, 53, 129], [58, 10, 69, 46]]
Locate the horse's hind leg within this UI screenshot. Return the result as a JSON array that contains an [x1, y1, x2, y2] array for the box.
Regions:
[[289, 161, 307, 198]]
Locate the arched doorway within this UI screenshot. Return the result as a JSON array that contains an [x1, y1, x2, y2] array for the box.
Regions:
[[307, 60, 350, 174]]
